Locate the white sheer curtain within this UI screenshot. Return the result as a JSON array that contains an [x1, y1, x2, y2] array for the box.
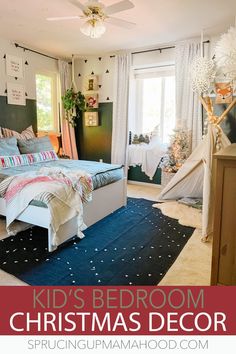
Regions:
[[175, 41, 202, 151], [111, 53, 131, 166], [58, 60, 78, 159]]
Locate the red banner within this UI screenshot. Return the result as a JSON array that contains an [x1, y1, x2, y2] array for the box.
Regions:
[[0, 286, 235, 335]]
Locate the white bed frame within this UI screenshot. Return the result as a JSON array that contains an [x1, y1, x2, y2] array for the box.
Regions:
[[0, 177, 127, 252]]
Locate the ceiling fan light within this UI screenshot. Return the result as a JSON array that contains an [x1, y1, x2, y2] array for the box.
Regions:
[[80, 19, 106, 39]]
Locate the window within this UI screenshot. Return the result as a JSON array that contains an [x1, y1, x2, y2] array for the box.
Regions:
[[130, 66, 175, 144], [36, 72, 58, 132]]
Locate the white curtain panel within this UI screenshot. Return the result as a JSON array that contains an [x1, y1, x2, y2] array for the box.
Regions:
[[175, 42, 202, 151], [111, 53, 131, 167], [58, 60, 78, 160]]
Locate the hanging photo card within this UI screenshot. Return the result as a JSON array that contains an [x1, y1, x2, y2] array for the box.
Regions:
[[85, 93, 99, 109], [7, 83, 26, 106], [84, 75, 98, 92], [6, 54, 24, 78], [84, 111, 99, 126]]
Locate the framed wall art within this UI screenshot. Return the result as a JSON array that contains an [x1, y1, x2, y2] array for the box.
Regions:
[[85, 93, 98, 109], [215, 81, 233, 104], [84, 75, 98, 92], [7, 83, 26, 106], [84, 111, 99, 127], [6, 54, 24, 78]]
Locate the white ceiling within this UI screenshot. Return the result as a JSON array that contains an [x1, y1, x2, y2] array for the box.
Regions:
[[0, 0, 236, 59]]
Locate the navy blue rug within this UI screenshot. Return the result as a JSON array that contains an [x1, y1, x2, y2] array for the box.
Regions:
[[0, 198, 194, 285]]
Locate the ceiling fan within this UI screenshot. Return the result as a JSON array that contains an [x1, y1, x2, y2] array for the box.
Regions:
[[47, 0, 136, 38]]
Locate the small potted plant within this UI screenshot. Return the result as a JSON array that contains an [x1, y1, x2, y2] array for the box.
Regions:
[[62, 88, 86, 127]]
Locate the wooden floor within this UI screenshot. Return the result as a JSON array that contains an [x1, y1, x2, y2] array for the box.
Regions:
[[0, 183, 212, 286]]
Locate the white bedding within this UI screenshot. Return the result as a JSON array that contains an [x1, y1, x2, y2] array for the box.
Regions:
[[0, 167, 93, 246]]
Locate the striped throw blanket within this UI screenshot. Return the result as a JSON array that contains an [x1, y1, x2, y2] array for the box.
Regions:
[[0, 167, 93, 246]]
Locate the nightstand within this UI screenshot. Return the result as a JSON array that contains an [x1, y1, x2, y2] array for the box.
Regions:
[[211, 144, 236, 285]]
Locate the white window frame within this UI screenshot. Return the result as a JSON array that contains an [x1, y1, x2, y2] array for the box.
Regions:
[[132, 65, 175, 142], [35, 71, 59, 133]]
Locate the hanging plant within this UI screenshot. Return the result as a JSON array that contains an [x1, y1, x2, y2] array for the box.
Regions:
[[62, 88, 86, 127]]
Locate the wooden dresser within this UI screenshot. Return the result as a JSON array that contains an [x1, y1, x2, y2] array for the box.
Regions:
[[211, 144, 236, 285]]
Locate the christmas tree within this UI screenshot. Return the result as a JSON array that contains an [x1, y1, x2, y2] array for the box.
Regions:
[[161, 129, 191, 173]]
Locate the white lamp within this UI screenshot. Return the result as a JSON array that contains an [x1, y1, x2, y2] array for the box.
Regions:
[[80, 18, 106, 39]]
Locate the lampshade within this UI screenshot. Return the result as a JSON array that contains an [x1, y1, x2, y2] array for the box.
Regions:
[[80, 18, 106, 39]]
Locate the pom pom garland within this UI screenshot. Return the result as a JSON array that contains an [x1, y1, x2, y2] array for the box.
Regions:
[[191, 57, 216, 94]]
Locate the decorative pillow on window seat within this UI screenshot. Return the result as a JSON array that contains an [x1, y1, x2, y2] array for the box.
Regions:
[[1, 126, 35, 140], [0, 151, 58, 169], [17, 136, 54, 154]]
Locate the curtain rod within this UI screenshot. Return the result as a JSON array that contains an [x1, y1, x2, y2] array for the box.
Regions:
[[134, 63, 174, 71], [14, 43, 59, 61], [15, 39, 211, 61], [132, 40, 210, 55]]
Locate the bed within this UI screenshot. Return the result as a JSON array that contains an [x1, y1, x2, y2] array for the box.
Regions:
[[0, 158, 127, 251]]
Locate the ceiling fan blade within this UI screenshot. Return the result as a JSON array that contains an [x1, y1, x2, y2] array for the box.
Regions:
[[105, 16, 136, 29], [69, 0, 86, 12], [47, 16, 80, 21], [105, 0, 134, 16]]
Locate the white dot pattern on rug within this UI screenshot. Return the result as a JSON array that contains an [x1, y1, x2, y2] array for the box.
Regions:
[[0, 198, 195, 286]]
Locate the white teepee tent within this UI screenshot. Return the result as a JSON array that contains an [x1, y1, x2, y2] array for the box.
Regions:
[[159, 26, 236, 239], [158, 122, 231, 240], [158, 93, 236, 239]]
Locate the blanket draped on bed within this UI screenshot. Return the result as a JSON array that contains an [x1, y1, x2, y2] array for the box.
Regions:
[[0, 167, 93, 246]]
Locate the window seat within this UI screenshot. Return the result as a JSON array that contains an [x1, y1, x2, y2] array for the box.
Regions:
[[128, 141, 166, 180]]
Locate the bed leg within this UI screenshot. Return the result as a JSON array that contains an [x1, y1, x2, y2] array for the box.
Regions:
[[48, 225, 57, 252], [123, 177, 127, 206]]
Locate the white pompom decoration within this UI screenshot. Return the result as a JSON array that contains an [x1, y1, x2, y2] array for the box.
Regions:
[[215, 26, 236, 79], [191, 56, 216, 94]]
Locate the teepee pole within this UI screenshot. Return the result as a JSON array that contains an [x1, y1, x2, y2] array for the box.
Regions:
[[206, 96, 213, 115], [218, 97, 236, 125], [199, 96, 209, 112]]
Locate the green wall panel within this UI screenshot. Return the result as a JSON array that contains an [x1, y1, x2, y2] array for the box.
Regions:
[[0, 96, 37, 133], [128, 165, 162, 185], [76, 102, 112, 163], [214, 104, 236, 143]]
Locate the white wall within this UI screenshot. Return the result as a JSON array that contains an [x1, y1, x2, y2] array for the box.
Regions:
[[0, 37, 59, 100], [132, 47, 175, 68], [74, 54, 115, 103]]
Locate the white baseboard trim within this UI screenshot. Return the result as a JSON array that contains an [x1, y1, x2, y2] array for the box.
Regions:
[[128, 180, 162, 189]]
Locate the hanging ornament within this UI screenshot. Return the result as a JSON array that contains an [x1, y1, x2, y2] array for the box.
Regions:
[[191, 29, 216, 94], [214, 26, 236, 80], [191, 56, 216, 94]]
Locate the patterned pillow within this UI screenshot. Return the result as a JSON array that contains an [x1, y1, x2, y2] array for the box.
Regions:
[[1, 126, 36, 140], [0, 127, 3, 138], [0, 150, 58, 169], [17, 136, 54, 154]]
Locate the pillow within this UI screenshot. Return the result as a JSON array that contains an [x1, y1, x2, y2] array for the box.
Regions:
[[17, 136, 54, 154], [0, 150, 58, 169], [0, 137, 20, 156], [1, 126, 36, 140], [0, 127, 3, 138]]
